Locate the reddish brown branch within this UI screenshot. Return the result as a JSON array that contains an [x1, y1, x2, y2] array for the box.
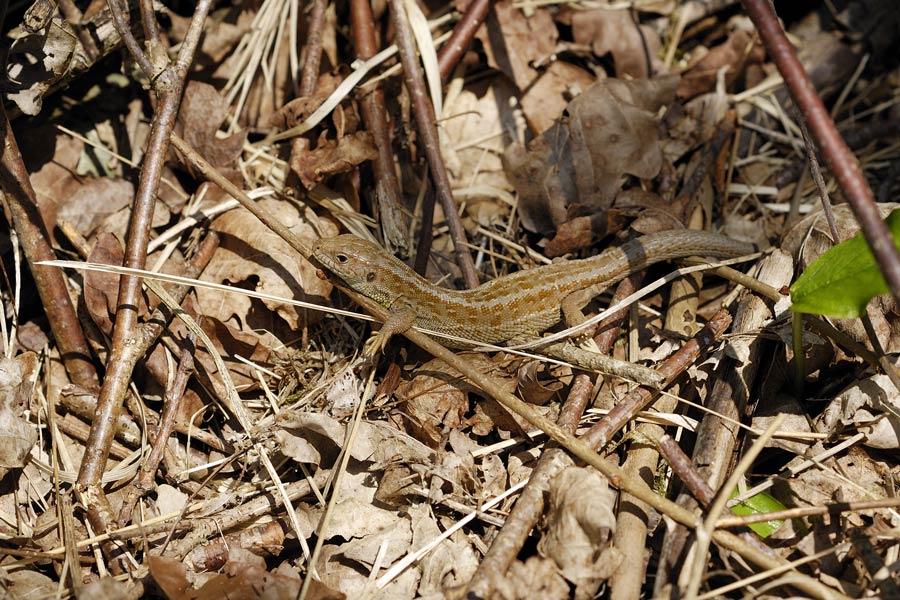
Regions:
[[581, 310, 733, 451], [0, 108, 98, 389], [351, 0, 410, 255], [437, 0, 492, 81], [300, 0, 327, 97]]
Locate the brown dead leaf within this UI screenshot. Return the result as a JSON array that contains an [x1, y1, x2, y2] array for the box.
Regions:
[[196, 199, 336, 332], [148, 555, 192, 600], [290, 131, 377, 190], [506, 76, 677, 234], [175, 81, 246, 173], [6, 19, 77, 116], [171, 304, 272, 397], [520, 60, 595, 135], [56, 178, 133, 238], [569, 5, 663, 78], [477, 1, 558, 91], [817, 372, 900, 449], [442, 78, 520, 197], [269, 73, 341, 130], [677, 28, 765, 100], [394, 355, 506, 446], [539, 467, 618, 590], [83, 233, 148, 335], [0, 354, 39, 478], [489, 556, 569, 600]]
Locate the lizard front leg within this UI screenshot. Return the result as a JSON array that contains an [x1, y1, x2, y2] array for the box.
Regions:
[[364, 297, 417, 356]]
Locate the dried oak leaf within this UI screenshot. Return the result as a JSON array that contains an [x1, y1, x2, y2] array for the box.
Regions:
[[520, 60, 595, 135], [677, 28, 765, 100], [196, 199, 335, 332], [395, 357, 471, 447], [568, 5, 663, 78], [174, 81, 246, 173], [6, 19, 77, 115], [539, 467, 619, 590], [290, 131, 377, 190], [476, 0, 558, 91], [84, 233, 149, 336], [506, 76, 677, 234], [489, 556, 569, 600], [170, 300, 272, 397], [0, 354, 39, 477], [816, 371, 900, 449], [57, 178, 133, 238]]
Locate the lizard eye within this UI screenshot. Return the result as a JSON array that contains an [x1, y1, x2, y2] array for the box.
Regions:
[[335, 254, 349, 264], [366, 271, 376, 282]]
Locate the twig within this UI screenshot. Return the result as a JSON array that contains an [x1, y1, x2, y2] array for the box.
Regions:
[[798, 118, 840, 242], [76, 0, 214, 535], [437, 0, 491, 81], [581, 310, 733, 451], [0, 107, 98, 389], [465, 374, 593, 596], [300, 0, 327, 97], [388, 0, 479, 287], [350, 0, 410, 255]]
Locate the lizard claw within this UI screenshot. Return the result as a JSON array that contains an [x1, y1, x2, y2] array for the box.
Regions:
[[363, 329, 392, 357]]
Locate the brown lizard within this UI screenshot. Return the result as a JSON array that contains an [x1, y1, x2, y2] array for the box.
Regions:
[[311, 229, 757, 353]]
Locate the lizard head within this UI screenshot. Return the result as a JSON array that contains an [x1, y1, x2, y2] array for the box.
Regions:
[[311, 234, 411, 308]]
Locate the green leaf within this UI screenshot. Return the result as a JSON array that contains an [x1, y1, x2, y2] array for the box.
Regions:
[[729, 488, 786, 538], [790, 209, 900, 318]]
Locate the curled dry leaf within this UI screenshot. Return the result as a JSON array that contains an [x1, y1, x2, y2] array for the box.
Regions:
[[817, 371, 900, 449], [476, 0, 558, 91], [505, 76, 677, 234], [175, 81, 246, 173], [6, 19, 77, 116], [290, 131, 378, 190], [196, 199, 336, 332], [539, 467, 618, 589], [0, 353, 39, 477], [569, 5, 663, 78], [395, 356, 474, 447]]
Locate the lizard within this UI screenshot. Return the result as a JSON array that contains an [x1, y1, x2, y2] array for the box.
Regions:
[[311, 229, 757, 356]]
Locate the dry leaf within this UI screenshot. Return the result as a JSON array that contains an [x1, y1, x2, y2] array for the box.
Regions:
[[290, 131, 377, 190], [539, 467, 617, 589], [175, 81, 246, 172], [6, 19, 77, 115], [570, 5, 662, 78], [506, 76, 677, 234], [196, 199, 336, 332], [477, 1, 558, 91]]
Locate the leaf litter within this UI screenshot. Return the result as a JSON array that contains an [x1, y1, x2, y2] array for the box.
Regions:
[[3, 1, 900, 599]]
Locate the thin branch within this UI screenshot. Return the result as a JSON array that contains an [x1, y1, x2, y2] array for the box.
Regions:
[[742, 0, 900, 305]]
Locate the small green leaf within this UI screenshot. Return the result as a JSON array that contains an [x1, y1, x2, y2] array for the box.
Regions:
[[790, 209, 900, 318], [729, 488, 786, 538]]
